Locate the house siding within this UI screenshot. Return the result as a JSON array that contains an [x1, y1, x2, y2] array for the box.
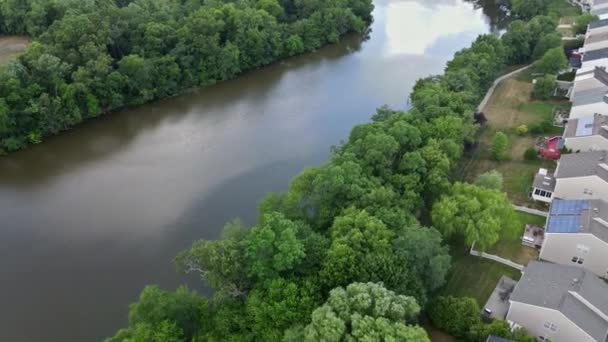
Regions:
[[585, 40, 608, 52], [570, 102, 608, 120], [540, 233, 608, 278], [564, 135, 608, 152], [507, 302, 596, 342], [554, 176, 608, 201]]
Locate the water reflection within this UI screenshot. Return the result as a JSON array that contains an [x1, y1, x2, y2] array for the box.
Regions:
[[0, 1, 498, 341], [383, 0, 488, 56]]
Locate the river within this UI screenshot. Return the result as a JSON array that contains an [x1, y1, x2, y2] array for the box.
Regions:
[[0, 1, 503, 341]]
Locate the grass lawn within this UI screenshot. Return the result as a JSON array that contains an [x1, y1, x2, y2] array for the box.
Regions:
[[485, 212, 545, 265], [441, 247, 522, 306], [453, 68, 566, 206]]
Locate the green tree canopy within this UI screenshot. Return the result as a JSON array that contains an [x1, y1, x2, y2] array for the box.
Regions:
[[537, 47, 568, 74], [431, 182, 519, 249], [491, 131, 509, 161], [301, 282, 429, 342]]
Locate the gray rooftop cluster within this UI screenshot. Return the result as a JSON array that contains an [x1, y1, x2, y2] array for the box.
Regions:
[[589, 18, 608, 29], [547, 199, 608, 243], [555, 150, 608, 182], [584, 47, 608, 62], [511, 261, 608, 342]]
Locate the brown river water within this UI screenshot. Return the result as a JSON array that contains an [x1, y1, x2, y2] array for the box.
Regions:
[[0, 0, 504, 340]]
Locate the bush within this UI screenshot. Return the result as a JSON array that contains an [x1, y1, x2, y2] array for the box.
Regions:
[[563, 37, 585, 51], [532, 75, 557, 100], [428, 296, 480, 338], [475, 170, 504, 190], [524, 147, 539, 161], [536, 47, 568, 74], [491, 132, 509, 161], [516, 125, 528, 136], [574, 13, 598, 35], [557, 71, 576, 81]]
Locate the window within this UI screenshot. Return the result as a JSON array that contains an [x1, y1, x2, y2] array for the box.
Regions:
[[578, 258, 584, 265], [584, 188, 594, 195], [543, 321, 558, 332], [535, 189, 541, 195], [572, 256, 579, 263], [540, 190, 547, 197]]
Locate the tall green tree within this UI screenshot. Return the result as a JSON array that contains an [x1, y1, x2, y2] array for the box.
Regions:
[[431, 182, 519, 249], [301, 282, 429, 342]]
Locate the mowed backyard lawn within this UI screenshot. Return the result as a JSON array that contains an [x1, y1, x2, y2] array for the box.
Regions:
[[442, 212, 545, 305], [453, 69, 567, 206]]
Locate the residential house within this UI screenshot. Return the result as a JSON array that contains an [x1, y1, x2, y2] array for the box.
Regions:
[[539, 199, 608, 278], [580, 47, 608, 74], [532, 168, 556, 203], [583, 30, 608, 52], [570, 67, 608, 119], [587, 18, 608, 37], [506, 261, 608, 342], [563, 113, 608, 151], [552, 150, 608, 200]]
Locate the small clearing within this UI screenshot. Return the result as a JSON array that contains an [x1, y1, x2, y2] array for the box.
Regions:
[[0, 36, 30, 65]]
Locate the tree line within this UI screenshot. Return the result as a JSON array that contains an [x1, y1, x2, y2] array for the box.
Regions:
[[0, 0, 373, 154], [102, 6, 566, 341]]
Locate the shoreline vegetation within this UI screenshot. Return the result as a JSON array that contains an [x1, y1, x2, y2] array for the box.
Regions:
[[103, 1, 579, 342], [0, 0, 374, 155]]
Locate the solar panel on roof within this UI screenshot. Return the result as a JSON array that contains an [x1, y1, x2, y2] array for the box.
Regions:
[[547, 216, 581, 233], [550, 200, 589, 215]]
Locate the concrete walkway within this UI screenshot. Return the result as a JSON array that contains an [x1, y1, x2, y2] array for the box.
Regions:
[[470, 242, 525, 271], [514, 205, 549, 217], [477, 64, 533, 112]]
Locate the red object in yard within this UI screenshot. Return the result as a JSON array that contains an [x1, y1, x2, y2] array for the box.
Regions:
[[539, 136, 562, 160]]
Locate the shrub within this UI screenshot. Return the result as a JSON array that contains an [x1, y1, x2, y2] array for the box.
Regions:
[[516, 125, 528, 136], [428, 296, 480, 338], [574, 13, 598, 35], [536, 47, 568, 75], [475, 170, 504, 190], [524, 147, 539, 161], [532, 75, 557, 100], [491, 132, 509, 161]]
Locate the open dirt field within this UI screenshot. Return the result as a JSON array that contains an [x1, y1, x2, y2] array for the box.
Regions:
[[0, 36, 30, 65]]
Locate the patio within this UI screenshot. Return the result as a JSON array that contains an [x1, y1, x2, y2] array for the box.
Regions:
[[522, 224, 545, 249], [481, 276, 518, 320]]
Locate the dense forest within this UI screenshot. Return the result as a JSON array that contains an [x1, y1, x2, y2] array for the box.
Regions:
[[101, 4, 564, 341], [0, 0, 373, 154]]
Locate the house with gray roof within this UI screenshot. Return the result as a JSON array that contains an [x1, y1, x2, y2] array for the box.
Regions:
[[580, 47, 608, 75], [584, 31, 608, 52], [506, 261, 608, 342], [532, 168, 556, 203], [539, 199, 608, 278], [564, 113, 608, 151], [570, 67, 608, 119], [552, 151, 608, 200]]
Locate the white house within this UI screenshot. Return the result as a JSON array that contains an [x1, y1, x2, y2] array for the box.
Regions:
[[539, 199, 608, 278], [570, 66, 608, 102], [506, 261, 608, 342], [563, 113, 608, 151], [553, 151, 608, 200], [579, 47, 608, 76], [532, 168, 556, 203], [570, 66, 608, 119]]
